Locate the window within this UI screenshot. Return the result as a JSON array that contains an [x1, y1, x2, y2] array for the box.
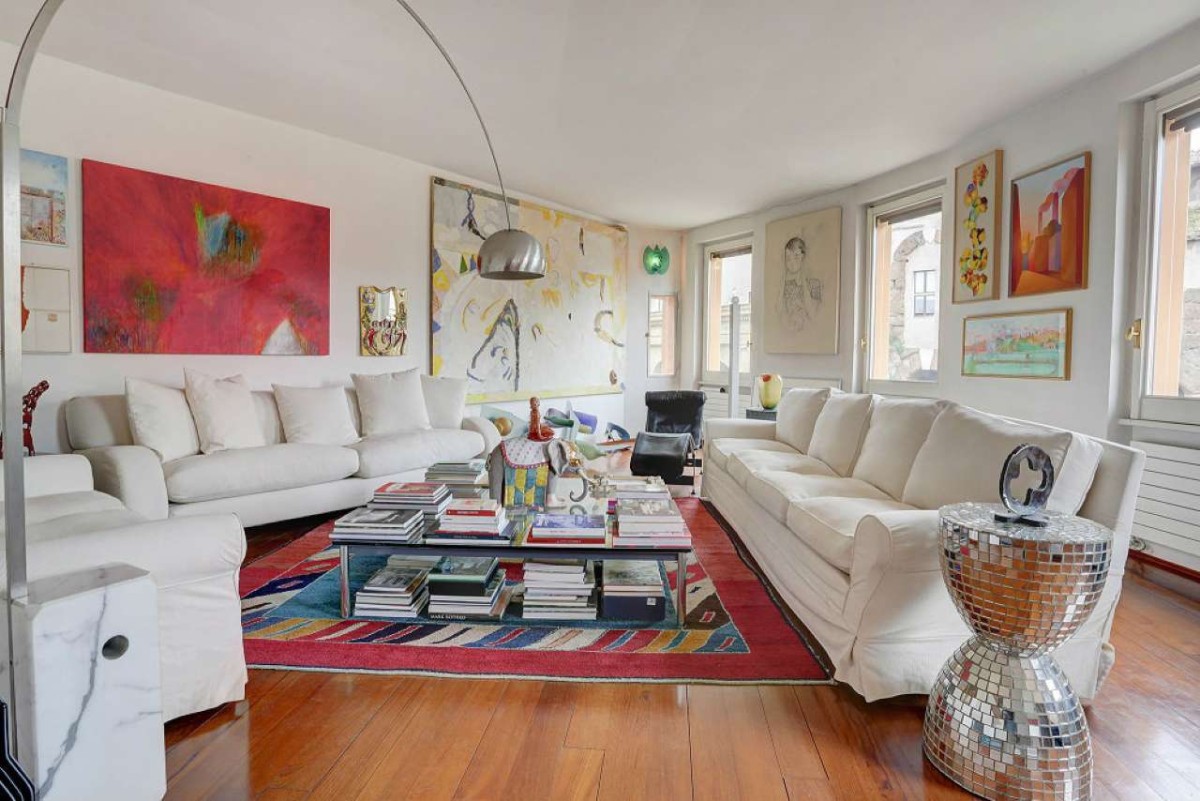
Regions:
[[1135, 79, 1200, 424], [647, 294, 678, 377], [912, 270, 937, 316], [867, 188, 944, 384], [702, 240, 753, 383]]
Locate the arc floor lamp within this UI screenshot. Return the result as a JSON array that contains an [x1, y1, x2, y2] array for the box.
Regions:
[[0, 0, 546, 741]]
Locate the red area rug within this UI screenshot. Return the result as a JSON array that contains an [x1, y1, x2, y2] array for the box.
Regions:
[[239, 498, 832, 684]]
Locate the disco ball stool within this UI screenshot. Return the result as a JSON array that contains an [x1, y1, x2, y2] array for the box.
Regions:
[[924, 502, 1112, 800]]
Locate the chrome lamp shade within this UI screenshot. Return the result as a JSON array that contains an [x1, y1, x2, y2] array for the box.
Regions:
[[478, 228, 546, 280]]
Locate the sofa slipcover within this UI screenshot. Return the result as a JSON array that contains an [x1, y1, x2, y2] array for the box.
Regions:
[[744, 470, 892, 522], [707, 436, 795, 470], [727, 450, 835, 486], [163, 443, 360, 503], [786, 496, 914, 572], [351, 429, 485, 478]]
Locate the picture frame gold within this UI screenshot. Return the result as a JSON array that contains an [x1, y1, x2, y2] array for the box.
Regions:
[[961, 307, 1072, 380], [1008, 151, 1091, 297], [359, 286, 408, 356]]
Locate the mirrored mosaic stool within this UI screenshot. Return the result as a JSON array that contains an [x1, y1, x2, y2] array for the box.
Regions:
[[924, 501, 1112, 800]]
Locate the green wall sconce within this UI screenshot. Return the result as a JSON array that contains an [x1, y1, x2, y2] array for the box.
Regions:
[[643, 245, 670, 275]]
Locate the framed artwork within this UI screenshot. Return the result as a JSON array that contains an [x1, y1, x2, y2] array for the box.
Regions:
[[962, 308, 1072, 380], [1009, 152, 1090, 296], [82, 159, 330, 354], [359, 286, 408, 356], [20, 149, 68, 246], [953, 150, 1002, 302], [21, 265, 71, 353], [763, 206, 841, 354], [431, 176, 628, 403]]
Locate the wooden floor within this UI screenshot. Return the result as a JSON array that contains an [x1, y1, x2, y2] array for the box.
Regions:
[[163, 522, 1200, 801]]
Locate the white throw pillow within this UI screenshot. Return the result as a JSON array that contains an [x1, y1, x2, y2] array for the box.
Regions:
[[901, 403, 1085, 511], [421, 375, 468, 430], [852, 398, 948, 499], [183, 369, 266, 454], [775, 388, 832, 453], [806, 393, 875, 476], [352, 369, 432, 437], [272, 384, 359, 445], [125, 378, 200, 463]]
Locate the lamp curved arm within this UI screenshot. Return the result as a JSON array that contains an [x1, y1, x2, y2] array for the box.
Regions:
[[3, 0, 515, 229]]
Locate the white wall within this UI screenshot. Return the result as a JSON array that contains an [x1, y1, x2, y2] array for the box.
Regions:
[[6, 45, 676, 452], [686, 19, 1200, 441]]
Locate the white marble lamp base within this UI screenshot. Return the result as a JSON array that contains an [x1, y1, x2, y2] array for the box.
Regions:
[[13, 564, 166, 800]]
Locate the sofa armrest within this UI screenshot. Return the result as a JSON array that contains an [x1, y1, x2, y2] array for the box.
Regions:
[[462, 416, 501, 458], [20, 454, 94, 498], [844, 509, 946, 629], [78, 446, 169, 520], [704, 417, 777, 442], [28, 513, 245, 590]]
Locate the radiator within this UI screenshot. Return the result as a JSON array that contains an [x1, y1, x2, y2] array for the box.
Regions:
[[1131, 440, 1200, 560]]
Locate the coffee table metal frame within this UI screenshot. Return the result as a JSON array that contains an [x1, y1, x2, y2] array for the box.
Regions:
[[338, 541, 692, 627]]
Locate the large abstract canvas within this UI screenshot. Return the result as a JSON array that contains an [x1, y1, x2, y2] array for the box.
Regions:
[[1009, 152, 1090, 296], [83, 160, 330, 354], [431, 177, 628, 402], [962, 308, 1071, 380], [763, 206, 841, 354]]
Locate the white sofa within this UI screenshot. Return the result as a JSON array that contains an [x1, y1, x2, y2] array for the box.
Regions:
[[63, 387, 502, 528], [6, 454, 246, 721], [703, 389, 1145, 702]]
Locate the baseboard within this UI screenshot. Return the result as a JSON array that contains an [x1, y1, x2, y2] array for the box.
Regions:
[[1127, 550, 1200, 603]]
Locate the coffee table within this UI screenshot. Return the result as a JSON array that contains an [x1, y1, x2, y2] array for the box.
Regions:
[[337, 496, 693, 626]]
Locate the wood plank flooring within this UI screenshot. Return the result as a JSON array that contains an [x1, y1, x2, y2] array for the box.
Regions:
[[164, 522, 1200, 801]]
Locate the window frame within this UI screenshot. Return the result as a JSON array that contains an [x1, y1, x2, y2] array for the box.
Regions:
[[701, 237, 754, 385], [863, 184, 946, 392], [1131, 76, 1200, 425]]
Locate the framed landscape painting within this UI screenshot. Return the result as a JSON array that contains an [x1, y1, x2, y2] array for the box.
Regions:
[[82, 160, 330, 354], [962, 308, 1071, 380], [1009, 152, 1090, 296], [20, 149, 68, 246], [953, 150, 1001, 302]]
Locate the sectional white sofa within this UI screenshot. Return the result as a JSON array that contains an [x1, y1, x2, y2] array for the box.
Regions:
[[63, 383, 501, 528], [704, 388, 1145, 702], [7, 454, 246, 721]]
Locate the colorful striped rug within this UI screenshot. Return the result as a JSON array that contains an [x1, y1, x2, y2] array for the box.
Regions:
[[239, 498, 832, 683]]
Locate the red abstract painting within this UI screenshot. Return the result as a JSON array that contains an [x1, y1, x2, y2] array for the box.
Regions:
[[83, 160, 330, 354]]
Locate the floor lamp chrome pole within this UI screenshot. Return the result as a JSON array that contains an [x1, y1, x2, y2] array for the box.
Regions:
[[0, 0, 543, 754]]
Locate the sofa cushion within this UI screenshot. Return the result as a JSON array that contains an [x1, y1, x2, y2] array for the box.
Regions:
[[421, 375, 468, 430], [21, 491, 127, 526], [184, 369, 266, 454], [353, 369, 432, 437], [775, 388, 832, 453], [707, 437, 796, 471], [728, 450, 836, 486], [807, 393, 874, 475], [163, 444, 359, 503], [744, 470, 892, 522], [786, 497, 915, 572], [125, 379, 200, 462], [351, 429, 485, 479], [902, 403, 1093, 512], [272, 384, 359, 446], [852, 398, 948, 499]]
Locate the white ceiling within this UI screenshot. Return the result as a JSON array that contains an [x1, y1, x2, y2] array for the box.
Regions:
[[3, 0, 1199, 229]]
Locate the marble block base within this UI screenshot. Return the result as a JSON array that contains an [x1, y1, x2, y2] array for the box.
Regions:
[[14, 564, 166, 800]]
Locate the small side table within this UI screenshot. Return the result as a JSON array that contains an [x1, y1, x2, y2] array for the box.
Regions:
[[744, 407, 777, 421], [924, 502, 1112, 801]]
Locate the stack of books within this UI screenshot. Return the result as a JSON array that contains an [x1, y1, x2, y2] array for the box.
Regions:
[[426, 556, 511, 619], [331, 507, 424, 543], [426, 499, 518, 546], [600, 560, 666, 622], [523, 513, 608, 547], [608, 476, 671, 501], [424, 460, 489, 499], [521, 560, 597, 620], [371, 482, 452, 524], [354, 564, 430, 618], [612, 498, 691, 548]]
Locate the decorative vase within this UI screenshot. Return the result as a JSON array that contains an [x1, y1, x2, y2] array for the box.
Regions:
[[756, 374, 783, 410]]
